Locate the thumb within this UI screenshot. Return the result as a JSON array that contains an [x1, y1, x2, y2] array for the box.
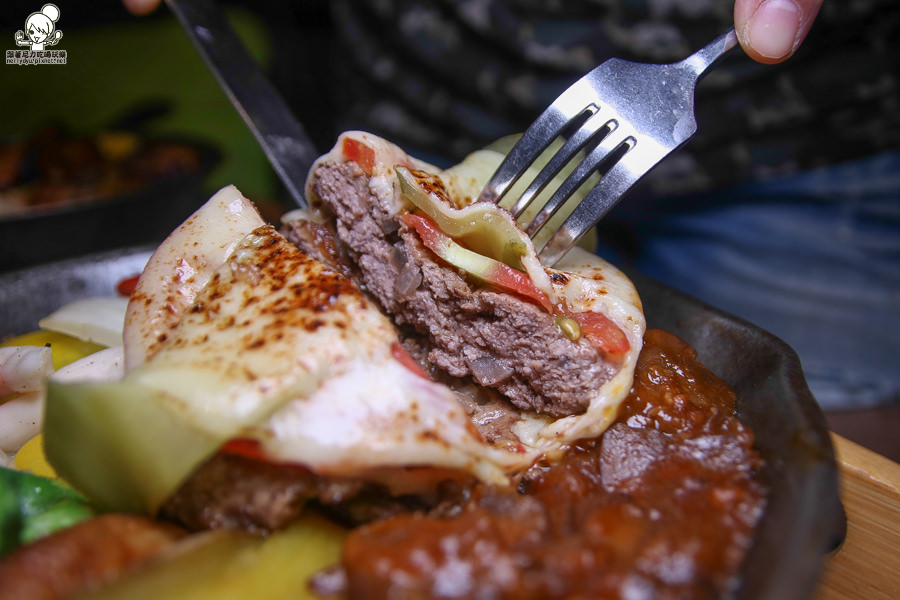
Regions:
[[734, 0, 824, 64]]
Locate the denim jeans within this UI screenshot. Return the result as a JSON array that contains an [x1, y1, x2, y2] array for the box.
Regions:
[[606, 151, 900, 410]]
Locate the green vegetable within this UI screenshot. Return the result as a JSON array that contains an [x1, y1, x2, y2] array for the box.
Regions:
[[396, 166, 533, 270], [0, 467, 94, 557], [44, 380, 224, 515], [438, 135, 601, 254]]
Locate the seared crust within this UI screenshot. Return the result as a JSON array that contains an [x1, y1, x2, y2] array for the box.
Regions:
[[159, 453, 323, 533]]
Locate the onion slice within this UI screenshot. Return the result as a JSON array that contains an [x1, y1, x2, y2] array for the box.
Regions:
[[0, 346, 53, 396], [39, 297, 129, 348]]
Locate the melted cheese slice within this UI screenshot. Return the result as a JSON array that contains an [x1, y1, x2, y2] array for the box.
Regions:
[[307, 131, 646, 452], [46, 187, 529, 514], [123, 185, 267, 370], [131, 222, 525, 480]]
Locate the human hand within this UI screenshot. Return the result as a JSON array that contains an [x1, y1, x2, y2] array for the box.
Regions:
[[123, 0, 162, 16], [735, 0, 824, 64]]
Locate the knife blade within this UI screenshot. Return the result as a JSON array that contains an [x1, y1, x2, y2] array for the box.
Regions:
[[165, 0, 316, 208]]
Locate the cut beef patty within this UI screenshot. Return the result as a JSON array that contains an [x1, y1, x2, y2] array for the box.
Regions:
[[293, 160, 618, 418]]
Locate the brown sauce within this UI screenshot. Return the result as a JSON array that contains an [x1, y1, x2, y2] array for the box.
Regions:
[[330, 329, 767, 599]]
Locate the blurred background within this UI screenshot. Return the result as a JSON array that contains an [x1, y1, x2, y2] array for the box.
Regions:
[[0, 1, 283, 271], [1, 0, 898, 458]]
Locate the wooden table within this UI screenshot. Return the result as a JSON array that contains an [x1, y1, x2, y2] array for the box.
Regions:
[[815, 434, 900, 599]]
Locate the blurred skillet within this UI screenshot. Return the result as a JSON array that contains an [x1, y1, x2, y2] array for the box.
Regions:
[[0, 102, 221, 273], [0, 247, 844, 599], [0, 140, 219, 273]]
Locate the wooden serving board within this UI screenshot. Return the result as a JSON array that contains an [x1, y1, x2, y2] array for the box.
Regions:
[[815, 434, 900, 599]]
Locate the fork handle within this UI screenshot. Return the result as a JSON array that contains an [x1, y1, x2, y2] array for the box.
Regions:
[[683, 27, 739, 78]]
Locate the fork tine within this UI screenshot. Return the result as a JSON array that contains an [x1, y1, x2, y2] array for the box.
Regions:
[[476, 110, 569, 205], [509, 108, 614, 219], [524, 118, 632, 237], [477, 77, 599, 205], [536, 167, 635, 266], [482, 27, 740, 267], [536, 140, 668, 266]]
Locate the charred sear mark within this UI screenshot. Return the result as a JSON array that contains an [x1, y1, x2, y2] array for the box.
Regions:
[[229, 226, 367, 337], [408, 169, 452, 203], [549, 272, 570, 285], [245, 338, 266, 350], [216, 315, 236, 330], [205, 272, 228, 302]]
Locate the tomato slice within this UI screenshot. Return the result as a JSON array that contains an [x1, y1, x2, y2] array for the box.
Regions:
[[391, 341, 430, 380], [570, 310, 630, 355], [342, 137, 376, 175], [221, 438, 268, 461], [402, 213, 552, 311], [220, 439, 316, 472], [402, 212, 629, 356], [116, 275, 140, 297]]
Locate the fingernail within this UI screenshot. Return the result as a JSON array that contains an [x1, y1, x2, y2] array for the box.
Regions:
[[747, 0, 802, 59]]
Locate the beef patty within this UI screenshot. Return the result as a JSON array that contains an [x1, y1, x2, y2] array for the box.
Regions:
[[292, 160, 618, 418]]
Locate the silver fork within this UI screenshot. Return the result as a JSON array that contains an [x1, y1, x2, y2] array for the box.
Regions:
[[478, 28, 739, 266]]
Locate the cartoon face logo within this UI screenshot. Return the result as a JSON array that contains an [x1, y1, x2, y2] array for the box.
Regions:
[[15, 4, 63, 51]]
